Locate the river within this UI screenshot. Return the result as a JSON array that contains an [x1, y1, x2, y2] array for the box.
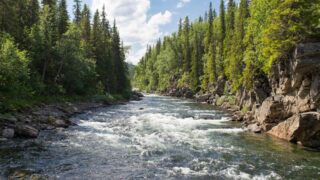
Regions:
[[1, 95, 320, 179]]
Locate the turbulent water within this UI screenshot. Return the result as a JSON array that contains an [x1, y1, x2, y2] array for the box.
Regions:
[[1, 95, 320, 179]]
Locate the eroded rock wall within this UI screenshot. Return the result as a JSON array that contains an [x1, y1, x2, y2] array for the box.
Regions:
[[252, 42, 320, 147]]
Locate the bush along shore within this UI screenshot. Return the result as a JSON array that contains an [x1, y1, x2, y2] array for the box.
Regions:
[[0, 92, 144, 141]]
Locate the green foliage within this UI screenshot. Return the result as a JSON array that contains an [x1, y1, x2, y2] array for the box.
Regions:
[[0, 34, 31, 97], [0, 1, 131, 112], [262, 0, 320, 73], [134, 0, 318, 97]]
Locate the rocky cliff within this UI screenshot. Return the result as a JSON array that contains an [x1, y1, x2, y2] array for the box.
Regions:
[[255, 42, 320, 148], [196, 42, 320, 148]]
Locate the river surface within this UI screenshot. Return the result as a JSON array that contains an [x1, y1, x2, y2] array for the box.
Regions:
[[1, 95, 320, 179]]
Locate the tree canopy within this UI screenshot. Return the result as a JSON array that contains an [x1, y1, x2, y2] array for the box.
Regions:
[[0, 0, 131, 111], [134, 0, 320, 94]]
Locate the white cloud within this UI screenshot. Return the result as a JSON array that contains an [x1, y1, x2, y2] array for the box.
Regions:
[[177, 0, 191, 8], [92, 0, 172, 65]]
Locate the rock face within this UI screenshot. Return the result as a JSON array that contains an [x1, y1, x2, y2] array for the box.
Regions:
[[167, 87, 194, 98], [250, 42, 320, 147]]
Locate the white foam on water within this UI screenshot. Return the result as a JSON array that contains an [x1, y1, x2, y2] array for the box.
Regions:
[[144, 94, 160, 97], [218, 167, 282, 180], [78, 121, 114, 133], [170, 167, 209, 176], [124, 113, 243, 155]]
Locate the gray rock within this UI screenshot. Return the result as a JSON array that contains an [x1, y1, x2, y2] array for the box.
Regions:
[[53, 119, 69, 128], [2, 128, 14, 138], [15, 125, 39, 138], [195, 94, 211, 102], [247, 123, 262, 133], [268, 112, 320, 148]]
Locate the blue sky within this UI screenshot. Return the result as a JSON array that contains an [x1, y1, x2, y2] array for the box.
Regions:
[[66, 0, 222, 64]]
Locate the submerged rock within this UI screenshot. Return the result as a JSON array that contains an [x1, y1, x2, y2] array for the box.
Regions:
[[6, 168, 48, 180]]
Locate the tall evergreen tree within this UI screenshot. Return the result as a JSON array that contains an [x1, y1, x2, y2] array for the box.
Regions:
[[183, 16, 191, 72], [112, 21, 130, 94], [80, 4, 91, 42], [42, 0, 56, 7], [219, 0, 226, 75], [57, 0, 69, 36], [26, 0, 40, 28], [73, 0, 82, 24]]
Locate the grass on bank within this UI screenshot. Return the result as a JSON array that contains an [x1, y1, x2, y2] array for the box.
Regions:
[[0, 93, 128, 113]]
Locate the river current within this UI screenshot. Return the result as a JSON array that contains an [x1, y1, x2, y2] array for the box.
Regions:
[[1, 95, 320, 179]]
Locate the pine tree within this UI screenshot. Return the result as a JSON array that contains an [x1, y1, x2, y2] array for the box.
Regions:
[[42, 0, 56, 7], [112, 20, 130, 94], [57, 0, 69, 36], [92, 10, 101, 56], [219, 0, 226, 75], [208, 2, 217, 82], [73, 0, 82, 25], [26, 0, 40, 28], [183, 16, 191, 72], [80, 4, 91, 43]]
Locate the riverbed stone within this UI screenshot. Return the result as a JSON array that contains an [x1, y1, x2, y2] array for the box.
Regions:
[[15, 125, 39, 138], [195, 94, 211, 102], [2, 128, 15, 138], [247, 123, 262, 133], [53, 119, 69, 128]]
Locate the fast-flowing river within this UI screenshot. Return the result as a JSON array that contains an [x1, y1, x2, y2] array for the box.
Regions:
[[1, 95, 320, 179]]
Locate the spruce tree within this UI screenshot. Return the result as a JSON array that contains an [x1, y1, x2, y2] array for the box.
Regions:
[[57, 0, 69, 36], [73, 0, 82, 25], [219, 0, 226, 75], [183, 16, 191, 72], [80, 4, 91, 43]]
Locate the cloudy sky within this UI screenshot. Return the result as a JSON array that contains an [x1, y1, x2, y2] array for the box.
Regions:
[[66, 0, 221, 64]]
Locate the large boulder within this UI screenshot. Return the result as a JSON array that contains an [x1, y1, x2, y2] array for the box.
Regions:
[[195, 94, 211, 103], [267, 112, 320, 148], [255, 96, 285, 125], [15, 125, 39, 138]]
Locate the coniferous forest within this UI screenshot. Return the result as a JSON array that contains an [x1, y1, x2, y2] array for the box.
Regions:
[[0, 0, 131, 111], [134, 0, 320, 95]]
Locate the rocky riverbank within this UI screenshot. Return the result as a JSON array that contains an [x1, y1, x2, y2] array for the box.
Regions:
[[0, 92, 144, 141], [167, 42, 320, 149], [0, 102, 107, 141]]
